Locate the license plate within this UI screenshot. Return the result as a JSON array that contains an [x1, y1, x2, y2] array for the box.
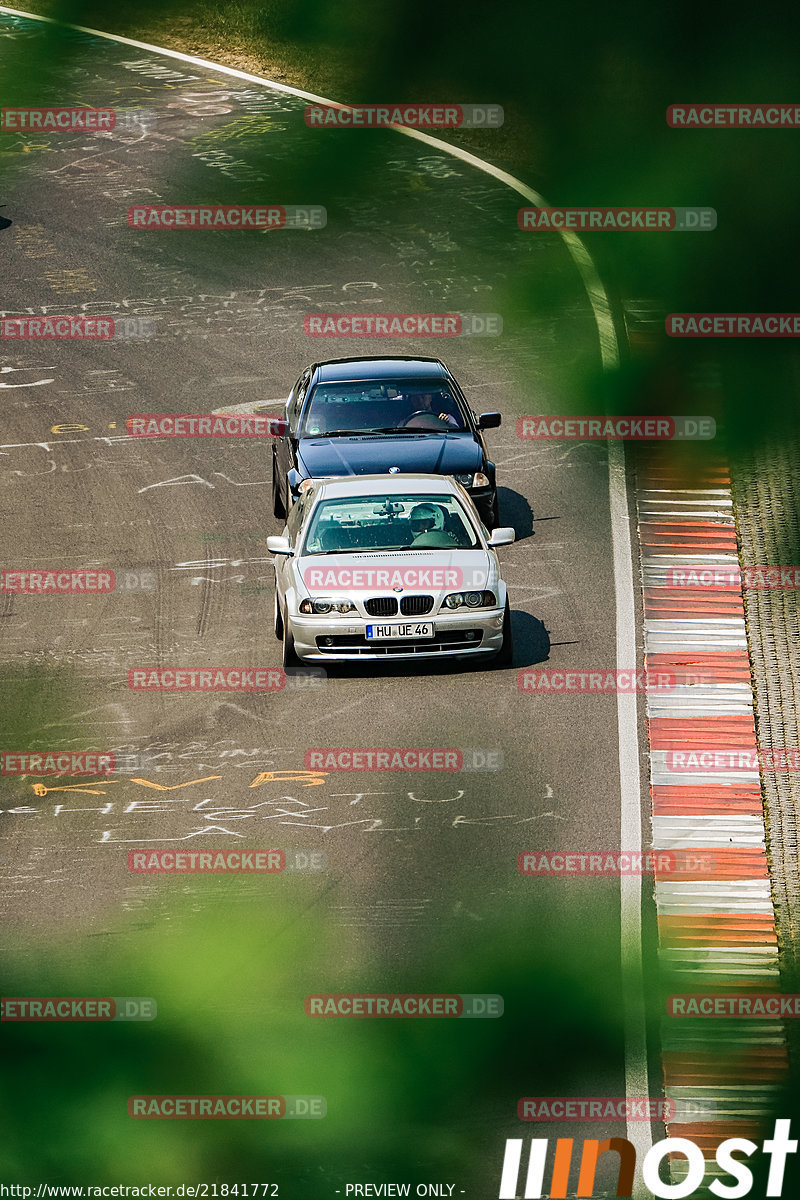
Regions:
[[366, 622, 435, 640]]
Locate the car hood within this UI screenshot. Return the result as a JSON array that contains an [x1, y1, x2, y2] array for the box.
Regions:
[[296, 433, 482, 479], [295, 549, 495, 595]]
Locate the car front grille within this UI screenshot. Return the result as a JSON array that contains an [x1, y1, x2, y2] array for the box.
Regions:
[[364, 597, 398, 617], [399, 595, 434, 616]]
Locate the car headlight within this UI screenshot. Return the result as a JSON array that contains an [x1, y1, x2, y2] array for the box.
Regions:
[[299, 597, 356, 615], [454, 471, 490, 488], [443, 591, 497, 609]]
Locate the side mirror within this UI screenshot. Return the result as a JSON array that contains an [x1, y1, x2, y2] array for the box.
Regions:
[[267, 536, 293, 555], [478, 412, 502, 430], [488, 526, 515, 547], [268, 416, 288, 438]]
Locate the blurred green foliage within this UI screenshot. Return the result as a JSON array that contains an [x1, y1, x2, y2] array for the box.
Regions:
[[0, 895, 649, 1186]]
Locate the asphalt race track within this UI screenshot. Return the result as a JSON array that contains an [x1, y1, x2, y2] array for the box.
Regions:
[[0, 11, 656, 1194]]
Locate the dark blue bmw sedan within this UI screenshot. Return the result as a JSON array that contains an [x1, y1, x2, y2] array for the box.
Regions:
[[271, 356, 502, 527]]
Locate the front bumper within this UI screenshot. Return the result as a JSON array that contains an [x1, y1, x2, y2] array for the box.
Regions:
[[288, 608, 505, 661]]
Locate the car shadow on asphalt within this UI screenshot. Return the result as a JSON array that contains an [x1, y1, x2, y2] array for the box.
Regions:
[[509, 610, 551, 667], [497, 486, 533, 540]]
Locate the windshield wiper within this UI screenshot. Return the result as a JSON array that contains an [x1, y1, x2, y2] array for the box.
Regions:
[[302, 429, 382, 438], [369, 426, 444, 435], [305, 546, 397, 555], [302, 427, 457, 438]]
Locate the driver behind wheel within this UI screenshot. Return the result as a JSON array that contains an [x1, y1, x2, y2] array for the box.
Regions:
[[408, 503, 456, 547], [403, 390, 461, 428]]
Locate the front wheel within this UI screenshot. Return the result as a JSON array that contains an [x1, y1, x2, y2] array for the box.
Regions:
[[490, 599, 514, 667], [282, 607, 300, 669], [274, 590, 283, 639]]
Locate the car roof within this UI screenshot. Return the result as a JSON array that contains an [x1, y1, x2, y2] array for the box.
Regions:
[[312, 473, 462, 500], [312, 357, 449, 383]]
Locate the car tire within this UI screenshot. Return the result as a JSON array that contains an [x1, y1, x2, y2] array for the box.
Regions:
[[282, 607, 300, 669], [272, 461, 286, 519], [486, 494, 499, 531], [274, 591, 283, 639], [491, 599, 514, 667]]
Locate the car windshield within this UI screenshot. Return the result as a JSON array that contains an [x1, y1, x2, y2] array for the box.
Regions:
[[301, 493, 481, 555], [299, 379, 467, 436]]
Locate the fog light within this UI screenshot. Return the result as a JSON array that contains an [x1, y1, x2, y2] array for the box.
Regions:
[[320, 636, 333, 647], [465, 631, 478, 641]]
